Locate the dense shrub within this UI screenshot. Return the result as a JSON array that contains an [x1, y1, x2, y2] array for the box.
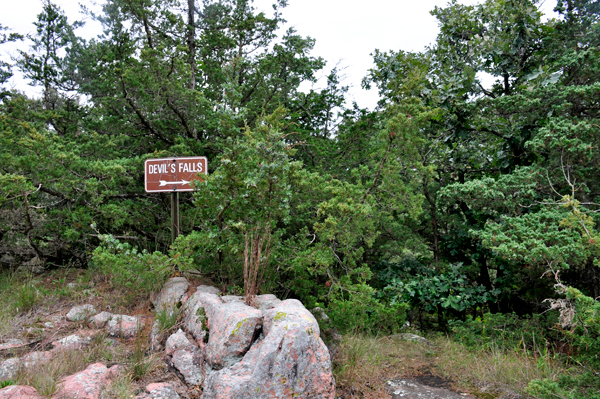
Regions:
[[91, 234, 171, 296]]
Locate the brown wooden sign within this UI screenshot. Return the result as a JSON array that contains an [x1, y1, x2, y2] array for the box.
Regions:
[[145, 157, 207, 193]]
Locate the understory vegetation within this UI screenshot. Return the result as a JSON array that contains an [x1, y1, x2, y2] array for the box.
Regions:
[[1, 0, 600, 396]]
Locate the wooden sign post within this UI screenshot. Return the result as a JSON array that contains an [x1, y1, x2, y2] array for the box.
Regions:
[[144, 157, 207, 243]]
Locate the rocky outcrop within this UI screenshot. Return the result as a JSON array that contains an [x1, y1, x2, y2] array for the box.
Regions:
[[54, 363, 121, 399], [204, 299, 262, 369], [66, 304, 97, 322], [201, 299, 335, 398], [165, 280, 336, 398]]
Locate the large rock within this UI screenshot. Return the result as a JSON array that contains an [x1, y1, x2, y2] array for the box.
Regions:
[[201, 299, 335, 399], [204, 298, 262, 369], [66, 304, 97, 322], [54, 363, 121, 399], [170, 348, 206, 386], [151, 277, 190, 314], [165, 329, 194, 356], [181, 292, 222, 345], [166, 330, 207, 386], [0, 385, 43, 399]]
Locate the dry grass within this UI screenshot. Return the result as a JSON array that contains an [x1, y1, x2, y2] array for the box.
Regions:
[[334, 334, 433, 398], [14, 349, 91, 396], [333, 333, 574, 399]]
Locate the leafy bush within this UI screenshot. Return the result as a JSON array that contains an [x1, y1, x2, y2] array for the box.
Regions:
[[326, 287, 408, 335], [525, 286, 600, 399], [378, 261, 498, 323], [91, 234, 171, 296]]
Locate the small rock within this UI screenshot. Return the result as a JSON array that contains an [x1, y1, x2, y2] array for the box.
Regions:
[[0, 358, 19, 381], [386, 379, 467, 399], [165, 329, 193, 356], [53, 334, 91, 350], [44, 322, 54, 328], [389, 333, 430, 344], [89, 311, 113, 329], [138, 383, 181, 399], [151, 277, 190, 314], [0, 385, 43, 399], [67, 282, 77, 289], [106, 314, 143, 338], [67, 304, 98, 322], [54, 363, 122, 399], [311, 307, 330, 324]]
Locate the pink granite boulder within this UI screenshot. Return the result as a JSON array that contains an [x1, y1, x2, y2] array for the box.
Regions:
[[165, 329, 207, 386], [151, 277, 190, 314], [169, 348, 206, 386], [201, 299, 335, 399], [165, 329, 193, 356], [204, 299, 262, 369], [181, 292, 221, 346], [54, 363, 121, 399], [0, 385, 43, 399], [106, 314, 143, 338]]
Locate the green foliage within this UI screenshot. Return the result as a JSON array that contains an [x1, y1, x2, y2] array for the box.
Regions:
[[449, 312, 560, 352], [327, 293, 408, 335], [0, 380, 13, 389], [527, 372, 600, 399], [155, 306, 181, 333], [91, 234, 171, 296], [379, 261, 498, 321]]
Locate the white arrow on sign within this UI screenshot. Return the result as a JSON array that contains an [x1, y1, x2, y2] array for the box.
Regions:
[[159, 180, 190, 186]]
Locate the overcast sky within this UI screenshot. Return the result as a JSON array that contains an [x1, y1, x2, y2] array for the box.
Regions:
[[1, 0, 558, 109]]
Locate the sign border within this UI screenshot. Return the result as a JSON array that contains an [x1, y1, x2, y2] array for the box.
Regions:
[[144, 156, 208, 193]]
